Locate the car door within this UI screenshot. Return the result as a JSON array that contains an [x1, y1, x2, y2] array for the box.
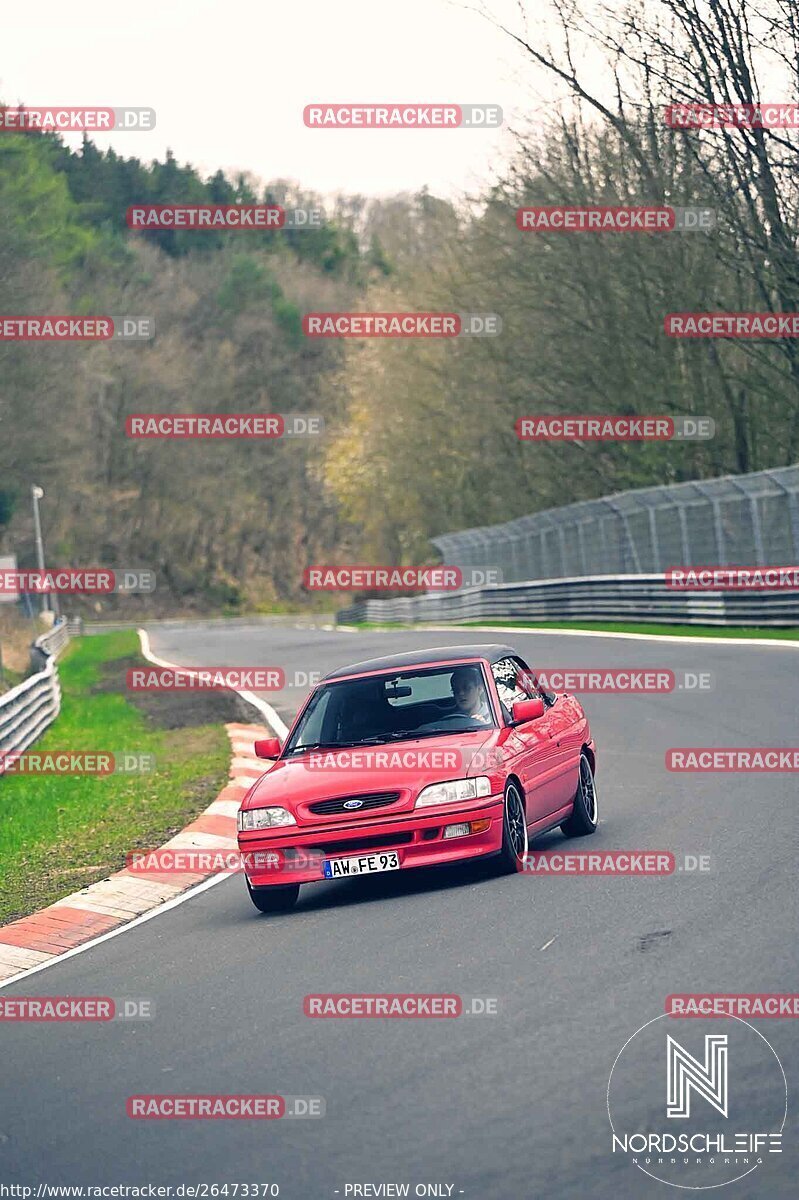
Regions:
[[491, 657, 564, 824], [518, 656, 584, 806]]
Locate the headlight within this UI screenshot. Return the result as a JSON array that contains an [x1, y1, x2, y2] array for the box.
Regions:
[[238, 806, 297, 831], [414, 777, 492, 809]]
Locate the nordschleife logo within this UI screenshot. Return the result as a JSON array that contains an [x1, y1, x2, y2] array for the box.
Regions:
[[607, 1014, 786, 1189]]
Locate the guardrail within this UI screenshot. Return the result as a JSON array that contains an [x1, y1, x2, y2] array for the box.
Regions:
[[0, 619, 70, 777], [37, 619, 71, 658], [0, 657, 62, 775], [337, 574, 799, 628]]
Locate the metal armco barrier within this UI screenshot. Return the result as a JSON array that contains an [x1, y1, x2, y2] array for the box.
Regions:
[[337, 574, 799, 627], [0, 618, 70, 777], [37, 618, 71, 657]]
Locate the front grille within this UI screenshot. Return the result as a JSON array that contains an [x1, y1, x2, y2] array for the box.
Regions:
[[308, 791, 400, 815], [320, 831, 414, 856]]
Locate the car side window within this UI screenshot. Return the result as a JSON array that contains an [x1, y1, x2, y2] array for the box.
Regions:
[[491, 657, 529, 722], [514, 656, 555, 707]]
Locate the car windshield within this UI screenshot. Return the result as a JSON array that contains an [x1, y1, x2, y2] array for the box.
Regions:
[[283, 663, 497, 754]]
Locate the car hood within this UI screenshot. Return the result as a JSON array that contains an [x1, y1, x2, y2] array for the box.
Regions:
[[241, 729, 500, 821]]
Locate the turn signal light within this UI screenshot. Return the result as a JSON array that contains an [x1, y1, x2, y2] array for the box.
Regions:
[[443, 817, 492, 839]]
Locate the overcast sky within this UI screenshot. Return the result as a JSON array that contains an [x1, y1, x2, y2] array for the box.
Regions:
[[1, 0, 605, 200]]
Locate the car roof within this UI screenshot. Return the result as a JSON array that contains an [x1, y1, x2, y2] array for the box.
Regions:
[[323, 644, 518, 680]]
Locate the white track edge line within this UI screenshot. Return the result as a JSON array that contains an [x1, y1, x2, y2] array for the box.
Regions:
[[0, 872, 235, 991], [138, 628, 289, 738], [393, 623, 799, 650], [0, 628, 288, 990]]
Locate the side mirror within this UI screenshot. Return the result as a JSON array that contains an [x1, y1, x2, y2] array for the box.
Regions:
[[511, 697, 545, 724], [254, 737, 282, 760]]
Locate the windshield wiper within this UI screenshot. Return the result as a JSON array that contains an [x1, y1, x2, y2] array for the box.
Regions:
[[289, 734, 424, 751], [286, 727, 486, 755], [379, 728, 481, 741], [284, 740, 363, 756]]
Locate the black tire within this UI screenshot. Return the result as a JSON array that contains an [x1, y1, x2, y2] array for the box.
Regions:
[[561, 753, 598, 838], [496, 781, 529, 873], [246, 880, 300, 913]]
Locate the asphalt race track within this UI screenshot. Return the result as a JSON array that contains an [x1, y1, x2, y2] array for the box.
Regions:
[[1, 622, 797, 1197]]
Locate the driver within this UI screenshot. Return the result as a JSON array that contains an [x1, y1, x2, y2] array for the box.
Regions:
[[450, 665, 492, 724]]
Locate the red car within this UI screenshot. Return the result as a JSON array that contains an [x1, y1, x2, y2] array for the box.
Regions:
[[237, 644, 598, 912]]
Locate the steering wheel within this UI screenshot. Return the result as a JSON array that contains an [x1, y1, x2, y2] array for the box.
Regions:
[[418, 712, 481, 729]]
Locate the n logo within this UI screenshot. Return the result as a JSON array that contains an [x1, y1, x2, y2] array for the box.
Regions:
[[667, 1034, 728, 1119]]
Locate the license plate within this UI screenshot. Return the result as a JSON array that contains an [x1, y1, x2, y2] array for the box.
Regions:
[[323, 851, 400, 879]]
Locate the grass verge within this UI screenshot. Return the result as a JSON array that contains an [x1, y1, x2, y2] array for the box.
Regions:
[[0, 631, 237, 925]]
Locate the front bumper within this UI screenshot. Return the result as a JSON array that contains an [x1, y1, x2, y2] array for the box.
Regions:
[[238, 795, 505, 887]]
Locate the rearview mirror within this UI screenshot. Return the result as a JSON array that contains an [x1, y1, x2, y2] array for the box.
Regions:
[[511, 697, 545, 724], [254, 737, 282, 760]]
